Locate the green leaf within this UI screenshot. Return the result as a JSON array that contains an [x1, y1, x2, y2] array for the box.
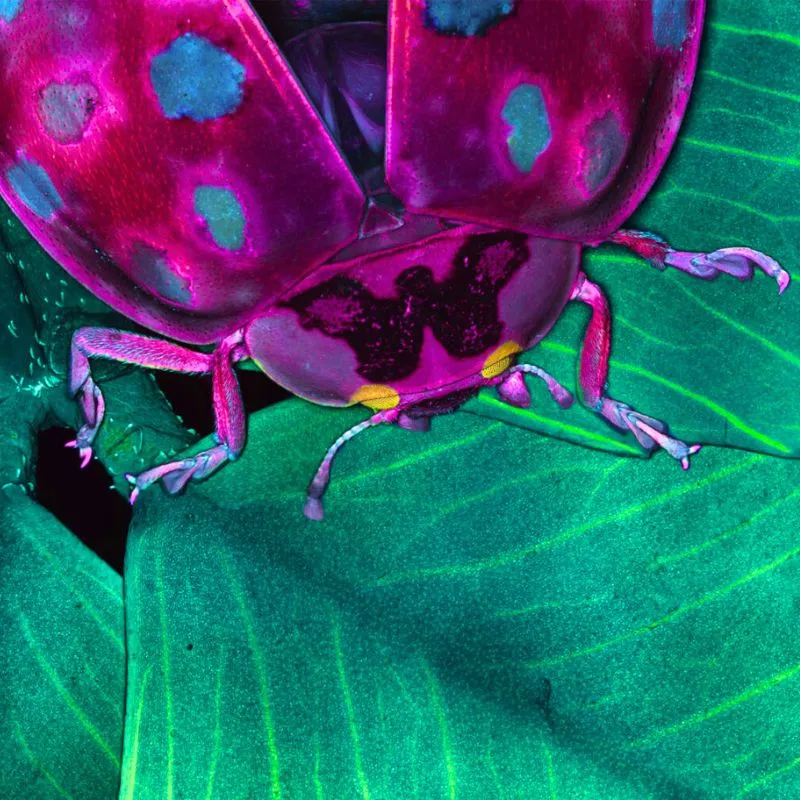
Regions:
[[122, 400, 800, 798], [0, 487, 125, 799], [466, 0, 800, 457]]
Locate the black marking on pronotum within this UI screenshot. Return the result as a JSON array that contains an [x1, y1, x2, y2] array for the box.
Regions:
[[280, 231, 529, 382]]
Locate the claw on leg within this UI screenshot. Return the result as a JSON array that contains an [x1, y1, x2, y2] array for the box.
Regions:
[[65, 327, 247, 500], [125, 444, 235, 504], [609, 229, 790, 293], [65, 373, 105, 467], [64, 439, 93, 469], [598, 398, 702, 470]]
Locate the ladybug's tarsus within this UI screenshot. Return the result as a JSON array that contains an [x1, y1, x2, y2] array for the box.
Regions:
[[570, 271, 703, 468], [125, 445, 237, 502], [66, 335, 108, 467], [600, 400, 703, 469], [610, 230, 790, 293]]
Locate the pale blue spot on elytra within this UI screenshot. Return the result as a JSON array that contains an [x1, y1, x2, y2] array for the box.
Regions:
[[582, 112, 627, 193], [7, 158, 63, 219], [652, 0, 689, 49], [150, 34, 245, 122], [0, 0, 23, 23], [131, 243, 192, 306], [425, 0, 515, 36], [39, 82, 98, 143], [194, 186, 245, 251], [501, 84, 551, 173]]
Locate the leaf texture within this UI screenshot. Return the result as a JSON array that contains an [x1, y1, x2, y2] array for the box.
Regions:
[[123, 400, 800, 798], [0, 488, 125, 800]]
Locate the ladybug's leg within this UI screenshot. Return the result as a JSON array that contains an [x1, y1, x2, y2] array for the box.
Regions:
[[68, 327, 248, 499], [496, 364, 574, 409], [570, 272, 702, 469], [609, 230, 790, 293], [67, 328, 213, 466], [124, 332, 247, 502], [396, 413, 431, 432], [305, 409, 398, 521]]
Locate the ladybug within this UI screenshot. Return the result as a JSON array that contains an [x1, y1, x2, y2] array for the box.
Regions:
[[0, 0, 788, 520]]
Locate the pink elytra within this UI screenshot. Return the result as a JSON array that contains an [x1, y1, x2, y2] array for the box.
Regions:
[[0, 0, 788, 519]]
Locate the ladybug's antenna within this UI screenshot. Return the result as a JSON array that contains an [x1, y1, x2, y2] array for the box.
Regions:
[[304, 408, 398, 521]]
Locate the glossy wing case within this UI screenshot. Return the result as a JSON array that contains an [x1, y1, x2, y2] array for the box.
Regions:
[[0, 0, 365, 344], [386, 0, 704, 243]]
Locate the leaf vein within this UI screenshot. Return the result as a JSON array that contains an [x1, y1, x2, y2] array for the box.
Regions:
[[525, 530, 800, 670], [19, 613, 120, 769], [222, 552, 282, 800], [332, 616, 371, 800], [367, 455, 762, 586]]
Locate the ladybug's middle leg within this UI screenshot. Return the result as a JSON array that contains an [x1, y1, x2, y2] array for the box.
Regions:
[[570, 271, 702, 469], [68, 327, 248, 500]]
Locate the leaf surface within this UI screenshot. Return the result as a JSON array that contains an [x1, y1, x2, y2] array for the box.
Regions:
[[123, 400, 800, 799], [0, 488, 125, 800]]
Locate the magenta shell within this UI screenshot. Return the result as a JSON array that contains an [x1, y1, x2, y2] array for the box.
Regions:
[[387, 0, 705, 244], [0, 0, 365, 345], [246, 226, 580, 406], [0, 0, 706, 411]]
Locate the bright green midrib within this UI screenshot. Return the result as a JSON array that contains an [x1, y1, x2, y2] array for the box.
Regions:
[[122, 666, 152, 800]]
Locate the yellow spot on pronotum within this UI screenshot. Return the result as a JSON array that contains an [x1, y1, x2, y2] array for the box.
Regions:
[[351, 384, 400, 410], [481, 340, 522, 378]]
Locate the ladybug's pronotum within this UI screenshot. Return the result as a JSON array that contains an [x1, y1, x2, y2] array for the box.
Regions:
[[0, 1, 788, 519]]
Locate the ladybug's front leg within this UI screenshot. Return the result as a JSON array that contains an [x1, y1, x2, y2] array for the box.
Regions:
[[67, 328, 212, 465], [67, 328, 247, 500], [608, 229, 790, 293], [570, 272, 702, 469]]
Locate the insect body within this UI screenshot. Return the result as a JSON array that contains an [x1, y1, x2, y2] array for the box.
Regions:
[[0, 0, 788, 519]]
